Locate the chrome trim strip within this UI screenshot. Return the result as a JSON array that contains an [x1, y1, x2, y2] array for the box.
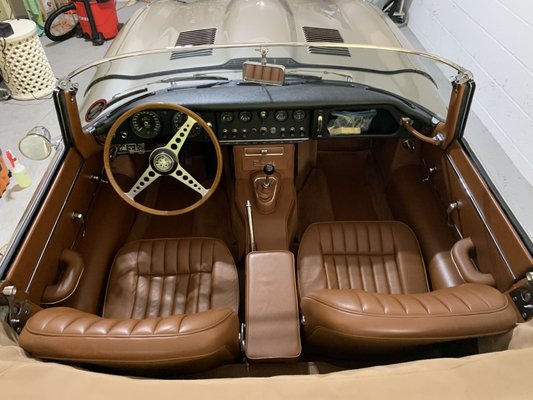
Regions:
[[445, 153, 515, 279], [25, 155, 84, 293], [449, 222, 464, 241], [219, 138, 309, 145]]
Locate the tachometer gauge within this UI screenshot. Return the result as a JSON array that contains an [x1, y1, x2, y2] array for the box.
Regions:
[[172, 111, 188, 131], [190, 123, 203, 138], [131, 110, 162, 139]]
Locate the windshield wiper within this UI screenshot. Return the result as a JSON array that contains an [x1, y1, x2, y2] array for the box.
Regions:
[[166, 79, 230, 91], [102, 76, 230, 108], [284, 73, 323, 85], [159, 75, 229, 84], [157, 74, 231, 91], [236, 73, 322, 86], [106, 88, 150, 108]]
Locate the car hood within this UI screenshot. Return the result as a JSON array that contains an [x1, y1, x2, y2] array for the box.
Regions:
[[107, 0, 404, 56]]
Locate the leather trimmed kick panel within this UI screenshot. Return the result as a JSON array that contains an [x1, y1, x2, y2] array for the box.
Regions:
[[422, 142, 533, 290]]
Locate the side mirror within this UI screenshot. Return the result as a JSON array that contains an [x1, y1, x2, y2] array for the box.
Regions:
[[18, 126, 59, 160]]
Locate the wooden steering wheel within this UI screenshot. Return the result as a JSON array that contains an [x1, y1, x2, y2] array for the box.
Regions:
[[103, 103, 222, 216]]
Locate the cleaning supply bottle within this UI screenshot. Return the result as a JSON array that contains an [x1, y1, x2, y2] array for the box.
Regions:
[[6, 150, 32, 188], [0, 149, 11, 197]]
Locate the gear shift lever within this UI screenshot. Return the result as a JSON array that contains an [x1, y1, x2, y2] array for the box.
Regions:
[[253, 162, 278, 213], [262, 163, 275, 189]]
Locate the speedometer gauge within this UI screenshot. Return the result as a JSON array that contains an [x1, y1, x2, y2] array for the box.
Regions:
[[130, 110, 162, 139]]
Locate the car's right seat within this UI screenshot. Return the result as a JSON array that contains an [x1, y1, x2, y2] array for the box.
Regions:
[[297, 221, 516, 354]]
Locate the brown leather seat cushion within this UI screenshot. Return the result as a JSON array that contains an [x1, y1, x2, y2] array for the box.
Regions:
[[298, 221, 429, 298], [19, 238, 240, 372], [301, 284, 517, 352], [298, 222, 517, 352], [19, 307, 239, 371]]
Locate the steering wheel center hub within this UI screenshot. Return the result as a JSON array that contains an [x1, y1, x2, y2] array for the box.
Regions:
[[150, 148, 177, 174]]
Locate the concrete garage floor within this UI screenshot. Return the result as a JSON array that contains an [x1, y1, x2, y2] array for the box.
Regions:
[[0, 2, 144, 253]]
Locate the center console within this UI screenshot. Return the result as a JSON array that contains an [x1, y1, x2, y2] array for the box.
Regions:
[[233, 144, 302, 362], [233, 144, 297, 251]]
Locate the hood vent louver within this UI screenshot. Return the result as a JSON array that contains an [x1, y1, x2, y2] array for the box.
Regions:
[[302, 26, 351, 57], [170, 28, 217, 60]]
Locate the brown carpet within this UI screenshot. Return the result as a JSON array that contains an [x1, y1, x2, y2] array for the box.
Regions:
[[296, 168, 334, 240], [316, 150, 378, 221], [296, 148, 393, 242]]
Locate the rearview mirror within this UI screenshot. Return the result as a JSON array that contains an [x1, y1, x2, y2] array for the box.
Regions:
[[242, 61, 285, 86], [18, 126, 58, 160]]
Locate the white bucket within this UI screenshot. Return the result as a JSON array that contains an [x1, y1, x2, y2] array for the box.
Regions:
[[0, 19, 55, 100]]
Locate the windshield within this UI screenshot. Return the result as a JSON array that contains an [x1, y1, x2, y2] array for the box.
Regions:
[[66, 43, 470, 124]]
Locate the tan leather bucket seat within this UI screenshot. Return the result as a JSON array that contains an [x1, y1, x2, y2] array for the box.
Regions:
[[19, 238, 240, 373], [298, 221, 516, 354]]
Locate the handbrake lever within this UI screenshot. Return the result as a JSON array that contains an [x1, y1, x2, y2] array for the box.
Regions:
[[245, 200, 257, 252]]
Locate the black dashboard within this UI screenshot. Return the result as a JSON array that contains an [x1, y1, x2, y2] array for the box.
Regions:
[[91, 81, 436, 149]]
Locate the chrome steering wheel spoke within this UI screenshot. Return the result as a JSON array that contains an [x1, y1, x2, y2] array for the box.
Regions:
[[126, 166, 160, 199], [171, 165, 208, 197]]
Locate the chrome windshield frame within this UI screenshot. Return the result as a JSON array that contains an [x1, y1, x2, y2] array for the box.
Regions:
[[64, 42, 472, 82]]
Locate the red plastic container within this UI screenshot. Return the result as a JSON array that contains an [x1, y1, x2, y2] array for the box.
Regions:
[[74, 0, 118, 42]]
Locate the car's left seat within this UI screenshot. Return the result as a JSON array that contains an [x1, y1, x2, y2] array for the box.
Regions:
[[297, 221, 517, 354], [19, 238, 240, 373]]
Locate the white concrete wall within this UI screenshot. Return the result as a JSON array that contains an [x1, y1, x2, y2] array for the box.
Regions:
[[406, 0, 533, 242]]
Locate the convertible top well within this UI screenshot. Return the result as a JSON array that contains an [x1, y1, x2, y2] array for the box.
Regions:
[[2, 320, 533, 399]]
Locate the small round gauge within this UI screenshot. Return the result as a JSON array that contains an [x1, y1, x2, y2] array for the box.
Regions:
[[221, 112, 234, 123], [293, 110, 306, 121], [172, 111, 188, 131], [239, 111, 252, 123], [190, 123, 203, 138], [275, 110, 288, 122], [131, 110, 162, 139]]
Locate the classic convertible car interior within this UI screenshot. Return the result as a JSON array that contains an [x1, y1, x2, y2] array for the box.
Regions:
[[3, 79, 529, 376], [1, 36, 532, 378]]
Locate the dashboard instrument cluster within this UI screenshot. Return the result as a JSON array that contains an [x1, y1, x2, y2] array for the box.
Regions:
[[113, 109, 213, 144], [110, 105, 403, 153], [217, 109, 311, 144]]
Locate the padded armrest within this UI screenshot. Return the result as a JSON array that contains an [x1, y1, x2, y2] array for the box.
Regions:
[[301, 283, 517, 352], [451, 238, 496, 287], [42, 250, 85, 305], [19, 307, 239, 371], [245, 251, 301, 361]]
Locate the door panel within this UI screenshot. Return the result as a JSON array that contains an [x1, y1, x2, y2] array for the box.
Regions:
[[422, 141, 533, 290]]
